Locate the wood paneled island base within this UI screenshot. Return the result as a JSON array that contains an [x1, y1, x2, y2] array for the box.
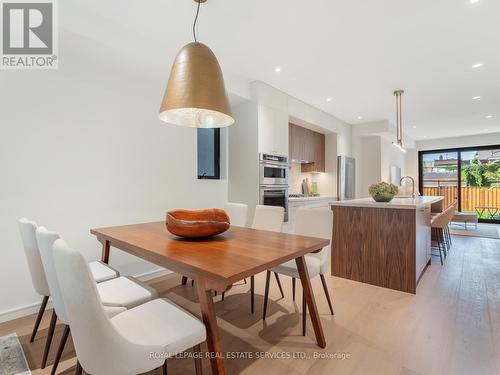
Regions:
[[330, 196, 443, 294]]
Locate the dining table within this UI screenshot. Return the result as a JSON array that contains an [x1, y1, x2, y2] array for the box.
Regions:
[[91, 221, 329, 375]]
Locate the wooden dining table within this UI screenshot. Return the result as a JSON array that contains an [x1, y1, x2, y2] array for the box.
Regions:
[[91, 221, 329, 375]]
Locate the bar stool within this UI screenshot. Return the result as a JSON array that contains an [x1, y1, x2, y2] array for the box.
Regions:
[[431, 204, 455, 265]]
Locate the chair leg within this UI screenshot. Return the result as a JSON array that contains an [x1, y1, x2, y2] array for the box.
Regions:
[[75, 361, 83, 375], [181, 276, 188, 285], [51, 325, 70, 375], [292, 277, 296, 301], [262, 271, 271, 320], [274, 272, 284, 298], [440, 229, 447, 258], [41, 310, 57, 369], [193, 344, 203, 375], [302, 290, 306, 336], [437, 231, 444, 266], [250, 275, 255, 314], [191, 279, 195, 287], [320, 274, 334, 315], [221, 292, 225, 301], [244, 278, 247, 284], [30, 295, 49, 343], [163, 360, 168, 375]]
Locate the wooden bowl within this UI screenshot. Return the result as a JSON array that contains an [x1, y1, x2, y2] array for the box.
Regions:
[[166, 209, 230, 238]]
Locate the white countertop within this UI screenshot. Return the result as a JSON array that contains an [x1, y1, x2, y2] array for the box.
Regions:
[[289, 195, 337, 203], [329, 196, 443, 209]]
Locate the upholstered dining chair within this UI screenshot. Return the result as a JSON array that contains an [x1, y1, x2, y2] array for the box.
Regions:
[[182, 203, 249, 292], [249, 205, 284, 313], [220, 203, 249, 299], [52, 238, 206, 375], [18, 218, 119, 344], [36, 227, 158, 374], [224, 202, 249, 227], [262, 208, 334, 336]]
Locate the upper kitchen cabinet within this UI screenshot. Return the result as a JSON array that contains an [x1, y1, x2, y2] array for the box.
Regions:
[[289, 123, 325, 173], [258, 105, 289, 157]]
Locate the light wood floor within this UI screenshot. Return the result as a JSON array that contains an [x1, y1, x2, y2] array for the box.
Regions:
[[1, 233, 499, 375]]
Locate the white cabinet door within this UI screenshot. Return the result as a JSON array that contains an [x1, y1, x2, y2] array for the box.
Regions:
[[258, 105, 289, 157]]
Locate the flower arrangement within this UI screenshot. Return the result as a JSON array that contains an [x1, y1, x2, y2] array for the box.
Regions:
[[368, 182, 399, 202]]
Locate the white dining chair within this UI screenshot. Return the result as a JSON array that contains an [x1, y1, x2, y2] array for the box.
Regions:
[[18, 218, 51, 344], [262, 208, 334, 336], [182, 203, 249, 292], [36, 227, 158, 374], [216, 203, 250, 300], [249, 205, 284, 313], [18, 218, 119, 344], [52, 238, 206, 375], [224, 202, 248, 227]]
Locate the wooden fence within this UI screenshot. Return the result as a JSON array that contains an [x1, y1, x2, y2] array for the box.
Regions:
[[423, 186, 500, 212]]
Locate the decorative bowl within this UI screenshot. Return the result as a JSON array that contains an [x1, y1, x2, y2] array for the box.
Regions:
[[166, 209, 230, 238], [371, 193, 395, 202], [368, 182, 399, 203]]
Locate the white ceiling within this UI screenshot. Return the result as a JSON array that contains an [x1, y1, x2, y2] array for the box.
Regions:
[[62, 0, 500, 140]]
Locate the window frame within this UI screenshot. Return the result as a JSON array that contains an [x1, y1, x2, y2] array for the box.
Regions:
[[197, 128, 221, 180], [418, 143, 500, 223]]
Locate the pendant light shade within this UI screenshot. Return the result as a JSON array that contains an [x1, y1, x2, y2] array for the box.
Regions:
[[159, 42, 234, 128]]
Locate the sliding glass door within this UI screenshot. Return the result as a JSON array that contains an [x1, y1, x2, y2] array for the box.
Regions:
[[419, 145, 500, 223], [420, 151, 459, 209]]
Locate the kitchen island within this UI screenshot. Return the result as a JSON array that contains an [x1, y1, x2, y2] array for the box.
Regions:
[[330, 196, 443, 294]]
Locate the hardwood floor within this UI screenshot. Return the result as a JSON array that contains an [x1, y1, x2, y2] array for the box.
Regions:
[[1, 234, 499, 375]]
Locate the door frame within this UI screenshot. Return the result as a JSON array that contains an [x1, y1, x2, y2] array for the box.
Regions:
[[418, 144, 500, 224]]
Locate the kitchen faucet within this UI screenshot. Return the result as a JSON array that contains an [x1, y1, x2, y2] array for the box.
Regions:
[[400, 176, 416, 198]]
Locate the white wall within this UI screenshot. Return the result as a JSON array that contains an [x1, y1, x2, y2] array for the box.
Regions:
[[351, 121, 414, 197], [0, 32, 229, 321], [227, 100, 260, 224], [353, 136, 382, 197], [380, 136, 407, 183]]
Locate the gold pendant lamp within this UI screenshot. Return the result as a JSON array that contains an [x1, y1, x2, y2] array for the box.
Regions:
[[159, 0, 234, 128]]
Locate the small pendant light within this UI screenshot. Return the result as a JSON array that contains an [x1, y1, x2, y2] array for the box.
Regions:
[[159, 0, 234, 128], [392, 90, 407, 153]]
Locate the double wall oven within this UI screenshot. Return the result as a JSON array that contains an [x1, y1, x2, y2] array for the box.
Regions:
[[259, 153, 289, 221]]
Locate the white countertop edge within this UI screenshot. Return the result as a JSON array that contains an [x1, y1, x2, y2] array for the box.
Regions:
[[289, 196, 337, 203], [329, 196, 443, 209]]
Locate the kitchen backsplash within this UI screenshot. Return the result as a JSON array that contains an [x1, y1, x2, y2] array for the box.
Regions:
[[289, 162, 330, 195]]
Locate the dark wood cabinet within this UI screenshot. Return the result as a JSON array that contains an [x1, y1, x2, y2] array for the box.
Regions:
[[289, 123, 325, 172]]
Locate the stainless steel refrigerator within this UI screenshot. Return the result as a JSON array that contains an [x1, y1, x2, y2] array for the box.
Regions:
[[337, 156, 355, 200]]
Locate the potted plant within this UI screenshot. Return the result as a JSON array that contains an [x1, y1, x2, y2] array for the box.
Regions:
[[368, 182, 399, 202]]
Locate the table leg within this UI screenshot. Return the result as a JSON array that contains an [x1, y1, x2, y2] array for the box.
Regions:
[[196, 278, 225, 375], [101, 240, 110, 263], [295, 255, 326, 348]]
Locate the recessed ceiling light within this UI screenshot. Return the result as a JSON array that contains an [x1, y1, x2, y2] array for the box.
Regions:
[[472, 96, 481, 100], [486, 115, 493, 119], [470, 0, 480, 4], [274, 67, 281, 73], [326, 97, 332, 102], [412, 125, 417, 129], [472, 63, 483, 69], [357, 116, 363, 120], [484, 128, 489, 132], [423, 135, 428, 138]]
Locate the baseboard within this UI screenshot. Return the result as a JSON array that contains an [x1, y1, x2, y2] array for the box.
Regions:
[[0, 268, 172, 324], [0, 299, 53, 324], [134, 267, 172, 281]]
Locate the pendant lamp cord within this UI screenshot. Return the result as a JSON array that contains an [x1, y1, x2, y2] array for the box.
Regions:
[[193, 0, 201, 42]]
